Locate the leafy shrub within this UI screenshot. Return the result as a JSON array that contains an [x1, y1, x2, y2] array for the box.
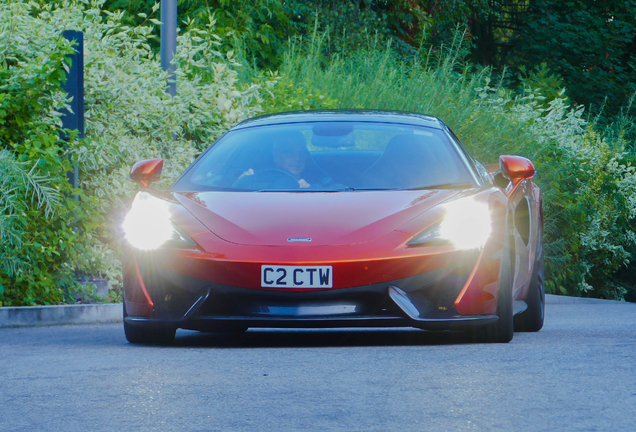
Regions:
[[26, 0, 267, 301], [100, 0, 297, 69], [0, 1, 101, 306], [1, 0, 338, 305], [508, 0, 636, 118], [507, 96, 636, 300], [0, 150, 60, 282]]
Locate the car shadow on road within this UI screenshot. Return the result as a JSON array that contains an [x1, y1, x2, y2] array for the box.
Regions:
[[170, 328, 469, 348]]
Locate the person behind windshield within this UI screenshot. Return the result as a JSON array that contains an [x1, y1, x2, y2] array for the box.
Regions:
[[239, 131, 328, 189]]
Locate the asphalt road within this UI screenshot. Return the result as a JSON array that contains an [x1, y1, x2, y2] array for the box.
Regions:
[[1, 303, 635, 432]]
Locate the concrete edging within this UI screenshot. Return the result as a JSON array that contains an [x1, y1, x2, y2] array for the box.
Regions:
[[545, 294, 630, 305], [0, 303, 122, 328]]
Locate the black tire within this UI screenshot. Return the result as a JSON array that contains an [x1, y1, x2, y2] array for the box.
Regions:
[[123, 304, 176, 345], [468, 232, 515, 344], [514, 219, 545, 332]]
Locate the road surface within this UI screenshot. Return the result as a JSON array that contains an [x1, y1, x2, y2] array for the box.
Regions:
[[1, 302, 634, 431]]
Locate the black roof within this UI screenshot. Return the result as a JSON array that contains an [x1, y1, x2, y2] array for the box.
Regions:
[[233, 110, 444, 130]]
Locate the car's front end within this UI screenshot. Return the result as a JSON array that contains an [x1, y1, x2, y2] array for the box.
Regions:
[[121, 110, 541, 344], [123, 188, 508, 335]]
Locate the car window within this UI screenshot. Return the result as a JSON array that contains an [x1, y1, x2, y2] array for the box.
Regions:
[[173, 122, 477, 192]]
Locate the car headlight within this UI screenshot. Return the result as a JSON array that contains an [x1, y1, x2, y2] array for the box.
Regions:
[[407, 197, 492, 250], [122, 192, 196, 250]]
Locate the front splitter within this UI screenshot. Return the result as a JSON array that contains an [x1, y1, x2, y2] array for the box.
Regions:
[[125, 274, 499, 332], [125, 313, 497, 332]]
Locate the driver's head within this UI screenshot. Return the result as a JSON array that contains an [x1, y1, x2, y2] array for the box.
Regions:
[[272, 131, 309, 176]]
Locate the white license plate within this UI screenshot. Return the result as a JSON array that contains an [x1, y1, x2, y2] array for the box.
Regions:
[[261, 265, 333, 288]]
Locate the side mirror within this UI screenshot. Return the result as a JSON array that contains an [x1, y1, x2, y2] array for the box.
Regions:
[[129, 158, 163, 188], [499, 155, 535, 181]]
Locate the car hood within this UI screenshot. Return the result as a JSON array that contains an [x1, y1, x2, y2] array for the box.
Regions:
[[173, 190, 461, 246]]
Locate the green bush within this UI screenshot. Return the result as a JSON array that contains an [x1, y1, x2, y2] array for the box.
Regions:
[[507, 97, 636, 300], [0, 0, 338, 305], [0, 1, 102, 306], [100, 0, 297, 69], [0, 150, 60, 280]]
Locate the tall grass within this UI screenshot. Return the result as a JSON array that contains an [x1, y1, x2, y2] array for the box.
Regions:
[[259, 33, 540, 165]]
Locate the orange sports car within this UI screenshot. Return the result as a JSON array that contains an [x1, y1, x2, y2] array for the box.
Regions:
[[121, 111, 544, 344]]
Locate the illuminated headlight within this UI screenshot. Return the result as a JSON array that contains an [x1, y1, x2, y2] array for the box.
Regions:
[[407, 197, 492, 250], [122, 192, 196, 250]]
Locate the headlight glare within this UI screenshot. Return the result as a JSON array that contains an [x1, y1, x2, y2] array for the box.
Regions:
[[122, 192, 195, 250], [408, 197, 492, 250]]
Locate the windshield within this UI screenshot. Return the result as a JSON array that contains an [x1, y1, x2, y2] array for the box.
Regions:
[[173, 121, 477, 192]]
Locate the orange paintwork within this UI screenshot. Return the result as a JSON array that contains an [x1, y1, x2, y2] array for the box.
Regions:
[[500, 155, 535, 181], [132, 237, 457, 291], [500, 155, 536, 198], [122, 187, 520, 316], [174, 189, 460, 246], [129, 158, 164, 188]]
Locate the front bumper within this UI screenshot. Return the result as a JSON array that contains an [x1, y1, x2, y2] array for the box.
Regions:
[[124, 247, 500, 332]]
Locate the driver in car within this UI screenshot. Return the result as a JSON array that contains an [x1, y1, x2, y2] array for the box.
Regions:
[[239, 131, 326, 189]]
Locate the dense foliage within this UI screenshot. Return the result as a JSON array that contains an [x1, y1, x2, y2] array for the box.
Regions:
[[0, 0, 336, 305], [101, 0, 297, 68], [505, 0, 636, 118], [1, 0, 635, 303], [0, 0, 259, 305], [99, 1, 636, 120], [0, 2, 99, 305]]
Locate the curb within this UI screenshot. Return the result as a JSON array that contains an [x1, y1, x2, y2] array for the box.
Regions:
[[545, 294, 630, 305], [0, 303, 122, 328]]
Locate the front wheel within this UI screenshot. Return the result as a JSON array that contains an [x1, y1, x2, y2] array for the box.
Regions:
[[123, 304, 176, 345], [514, 219, 545, 332], [468, 234, 515, 344]]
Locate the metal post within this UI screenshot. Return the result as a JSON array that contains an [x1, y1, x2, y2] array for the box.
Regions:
[[160, 0, 177, 97], [60, 30, 84, 192]]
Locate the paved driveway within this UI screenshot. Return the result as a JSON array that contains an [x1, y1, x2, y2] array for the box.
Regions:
[[1, 302, 634, 431]]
